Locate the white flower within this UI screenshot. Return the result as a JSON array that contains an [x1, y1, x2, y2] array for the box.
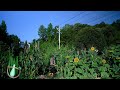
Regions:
[[95, 49, 98, 52]]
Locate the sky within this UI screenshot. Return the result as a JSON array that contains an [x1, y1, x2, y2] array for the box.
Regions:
[[0, 11, 120, 43]]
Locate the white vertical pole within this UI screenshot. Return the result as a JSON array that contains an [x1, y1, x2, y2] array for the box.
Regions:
[[59, 26, 60, 49]]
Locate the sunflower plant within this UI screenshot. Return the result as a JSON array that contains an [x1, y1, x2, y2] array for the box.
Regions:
[[55, 46, 113, 79], [104, 44, 120, 79]]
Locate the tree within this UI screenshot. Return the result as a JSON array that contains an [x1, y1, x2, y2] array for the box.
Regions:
[[38, 25, 47, 41], [95, 22, 108, 28], [112, 19, 120, 30], [0, 20, 8, 43], [73, 23, 90, 32], [74, 27, 107, 51], [111, 19, 120, 44], [8, 34, 20, 56], [101, 25, 117, 46], [52, 26, 58, 41], [46, 23, 53, 41], [61, 24, 74, 45]]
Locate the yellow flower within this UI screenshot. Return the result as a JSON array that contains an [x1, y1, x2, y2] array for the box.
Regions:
[[74, 57, 79, 62], [102, 59, 106, 64], [91, 47, 95, 51]]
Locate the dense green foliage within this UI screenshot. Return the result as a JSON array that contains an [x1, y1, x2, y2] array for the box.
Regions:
[[0, 19, 120, 79]]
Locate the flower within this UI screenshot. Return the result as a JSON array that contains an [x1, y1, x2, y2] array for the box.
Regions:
[[95, 49, 98, 53], [102, 59, 106, 64], [74, 57, 79, 62], [91, 47, 95, 51]]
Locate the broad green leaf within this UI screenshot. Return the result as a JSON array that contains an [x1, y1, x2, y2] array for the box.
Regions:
[[101, 72, 109, 78]]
